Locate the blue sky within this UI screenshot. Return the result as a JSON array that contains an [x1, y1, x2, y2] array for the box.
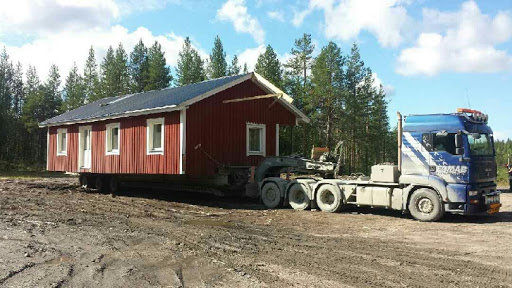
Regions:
[[0, 0, 511, 138]]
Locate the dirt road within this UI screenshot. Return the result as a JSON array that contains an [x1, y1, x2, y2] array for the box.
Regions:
[[0, 177, 511, 287]]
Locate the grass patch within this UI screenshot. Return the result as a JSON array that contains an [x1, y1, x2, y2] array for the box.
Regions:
[[497, 166, 510, 189]]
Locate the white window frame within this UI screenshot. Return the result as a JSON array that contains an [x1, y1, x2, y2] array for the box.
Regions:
[[147, 117, 165, 155], [56, 128, 68, 156], [246, 123, 266, 156], [105, 123, 121, 155]]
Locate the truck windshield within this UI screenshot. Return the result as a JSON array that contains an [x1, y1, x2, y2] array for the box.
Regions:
[[468, 133, 494, 156]]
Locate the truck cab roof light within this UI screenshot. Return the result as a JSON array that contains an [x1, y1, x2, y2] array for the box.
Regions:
[[457, 108, 488, 123]]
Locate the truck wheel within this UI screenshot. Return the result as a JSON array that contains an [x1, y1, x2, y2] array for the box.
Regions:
[[316, 184, 343, 213], [79, 174, 88, 189], [109, 177, 120, 195], [288, 183, 311, 210], [261, 182, 282, 209], [95, 176, 105, 192], [408, 188, 444, 222]]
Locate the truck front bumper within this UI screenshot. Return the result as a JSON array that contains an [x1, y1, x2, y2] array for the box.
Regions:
[[464, 191, 501, 215]]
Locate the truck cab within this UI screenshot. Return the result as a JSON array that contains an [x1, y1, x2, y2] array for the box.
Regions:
[[401, 108, 501, 216]]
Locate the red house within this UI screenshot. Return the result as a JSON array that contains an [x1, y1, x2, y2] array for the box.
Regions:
[[40, 72, 309, 190]]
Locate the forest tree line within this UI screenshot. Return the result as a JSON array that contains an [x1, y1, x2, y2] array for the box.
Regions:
[[0, 33, 395, 175]]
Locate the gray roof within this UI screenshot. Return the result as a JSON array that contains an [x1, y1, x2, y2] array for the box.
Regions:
[[40, 73, 249, 126]]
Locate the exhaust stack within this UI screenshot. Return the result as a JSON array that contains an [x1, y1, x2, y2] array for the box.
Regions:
[[397, 112, 403, 173]]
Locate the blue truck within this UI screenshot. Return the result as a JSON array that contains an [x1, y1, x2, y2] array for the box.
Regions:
[[256, 108, 502, 221]]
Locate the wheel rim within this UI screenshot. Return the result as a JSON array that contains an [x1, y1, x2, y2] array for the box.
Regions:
[[321, 190, 335, 206], [80, 176, 87, 188], [293, 189, 305, 203], [265, 187, 277, 202], [417, 197, 434, 214]]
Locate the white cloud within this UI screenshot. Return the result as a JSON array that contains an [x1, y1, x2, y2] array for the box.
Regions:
[[293, 0, 411, 47], [238, 45, 266, 71], [292, 7, 313, 27], [117, 0, 181, 14], [0, 0, 119, 35], [216, 0, 265, 45], [1, 26, 207, 81], [397, 1, 512, 76], [0, 0, 204, 81], [371, 72, 395, 96], [267, 11, 285, 22]]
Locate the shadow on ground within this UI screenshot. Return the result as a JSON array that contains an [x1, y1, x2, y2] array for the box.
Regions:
[[77, 183, 512, 223]]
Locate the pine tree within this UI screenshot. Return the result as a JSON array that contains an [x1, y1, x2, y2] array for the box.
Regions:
[[63, 62, 86, 111], [191, 50, 206, 82], [45, 64, 63, 115], [115, 43, 130, 95], [311, 42, 344, 148], [176, 37, 205, 86], [83, 46, 100, 102], [0, 47, 12, 116], [228, 55, 241, 76], [344, 43, 367, 173], [129, 39, 149, 93], [145, 41, 172, 91], [243, 63, 249, 74], [255, 45, 282, 87], [208, 36, 227, 79], [284, 33, 315, 155], [0, 47, 13, 161], [11, 62, 24, 118], [25, 65, 40, 96], [99, 46, 117, 98]]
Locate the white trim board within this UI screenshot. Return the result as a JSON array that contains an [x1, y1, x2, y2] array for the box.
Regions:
[[179, 109, 186, 174], [78, 125, 92, 170]]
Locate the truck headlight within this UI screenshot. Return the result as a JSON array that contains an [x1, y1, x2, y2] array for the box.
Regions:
[[469, 190, 479, 197]]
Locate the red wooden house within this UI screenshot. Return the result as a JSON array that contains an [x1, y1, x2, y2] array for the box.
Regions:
[[40, 72, 309, 190]]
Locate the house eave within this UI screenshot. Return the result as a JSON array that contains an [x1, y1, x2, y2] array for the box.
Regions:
[[39, 105, 181, 127]]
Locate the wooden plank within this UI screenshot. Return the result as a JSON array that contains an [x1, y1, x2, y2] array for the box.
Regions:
[[222, 93, 282, 104]]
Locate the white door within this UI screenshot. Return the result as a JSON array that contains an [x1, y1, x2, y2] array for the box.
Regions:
[[80, 126, 92, 169]]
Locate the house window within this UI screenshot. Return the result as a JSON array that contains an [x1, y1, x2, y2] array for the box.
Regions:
[[106, 123, 120, 155], [147, 117, 164, 154], [246, 123, 265, 156], [56, 128, 67, 156]]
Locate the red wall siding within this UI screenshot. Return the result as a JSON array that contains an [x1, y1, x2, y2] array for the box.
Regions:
[[186, 80, 296, 177], [48, 126, 79, 172], [48, 80, 297, 177], [47, 112, 180, 174]]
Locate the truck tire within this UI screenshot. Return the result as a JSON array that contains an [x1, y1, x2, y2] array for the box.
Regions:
[[95, 176, 106, 192], [408, 188, 444, 222], [316, 184, 343, 213], [261, 181, 282, 209], [79, 174, 88, 189], [109, 176, 120, 195], [288, 183, 311, 210]]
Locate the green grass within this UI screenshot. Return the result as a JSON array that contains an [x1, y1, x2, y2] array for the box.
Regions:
[[497, 166, 510, 189]]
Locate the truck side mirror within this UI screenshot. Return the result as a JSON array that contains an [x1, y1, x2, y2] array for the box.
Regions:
[[455, 133, 463, 148], [456, 147, 464, 155]]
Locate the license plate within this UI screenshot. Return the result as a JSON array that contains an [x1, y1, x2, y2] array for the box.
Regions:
[[487, 203, 501, 214], [485, 194, 500, 205]]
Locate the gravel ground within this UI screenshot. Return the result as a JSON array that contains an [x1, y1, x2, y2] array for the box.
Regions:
[[0, 177, 511, 287]]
